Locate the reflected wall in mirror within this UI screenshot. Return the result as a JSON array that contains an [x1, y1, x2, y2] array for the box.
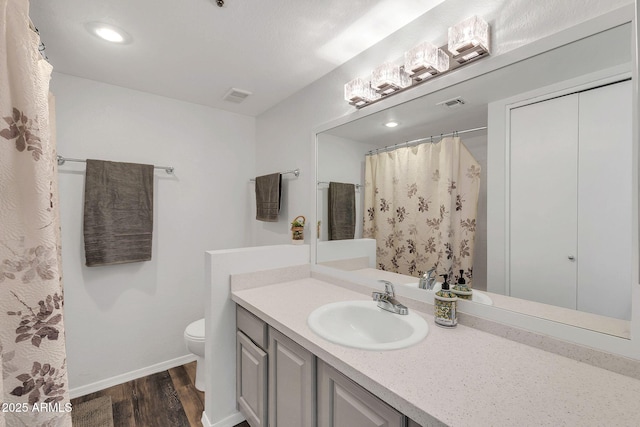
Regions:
[[316, 18, 633, 339]]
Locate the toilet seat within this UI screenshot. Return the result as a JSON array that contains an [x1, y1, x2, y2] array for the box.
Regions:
[[185, 318, 205, 341]]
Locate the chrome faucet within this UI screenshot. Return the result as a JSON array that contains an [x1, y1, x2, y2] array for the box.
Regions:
[[419, 268, 437, 290], [372, 280, 408, 315]]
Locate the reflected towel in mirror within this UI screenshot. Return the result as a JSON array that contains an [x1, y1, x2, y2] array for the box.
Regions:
[[329, 182, 356, 240]]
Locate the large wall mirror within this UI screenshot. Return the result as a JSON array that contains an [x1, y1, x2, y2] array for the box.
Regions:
[[315, 8, 635, 341]]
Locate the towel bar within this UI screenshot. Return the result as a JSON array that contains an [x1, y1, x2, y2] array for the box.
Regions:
[[56, 155, 174, 174], [249, 169, 300, 182]]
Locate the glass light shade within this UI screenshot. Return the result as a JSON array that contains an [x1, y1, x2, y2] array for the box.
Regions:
[[448, 15, 490, 63], [404, 42, 450, 80], [370, 62, 412, 95], [344, 78, 380, 106]]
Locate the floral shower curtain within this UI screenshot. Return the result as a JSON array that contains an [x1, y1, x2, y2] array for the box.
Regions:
[[363, 137, 480, 285], [0, 1, 71, 426]]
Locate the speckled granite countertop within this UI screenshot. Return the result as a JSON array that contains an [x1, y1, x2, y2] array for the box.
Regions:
[[231, 277, 640, 427]]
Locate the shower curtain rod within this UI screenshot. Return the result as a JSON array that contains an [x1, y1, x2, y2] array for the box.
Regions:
[[249, 169, 300, 182], [366, 126, 488, 155], [56, 155, 175, 174]]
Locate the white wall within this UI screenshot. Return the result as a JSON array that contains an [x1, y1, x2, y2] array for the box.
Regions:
[[52, 73, 255, 393], [254, 0, 632, 247]]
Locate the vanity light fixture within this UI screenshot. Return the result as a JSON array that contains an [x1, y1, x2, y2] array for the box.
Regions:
[[371, 62, 412, 95], [343, 16, 490, 109], [385, 121, 399, 128], [85, 22, 132, 44], [448, 15, 490, 64], [404, 42, 450, 81], [344, 77, 381, 106]]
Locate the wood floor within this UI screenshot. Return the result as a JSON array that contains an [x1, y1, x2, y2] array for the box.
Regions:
[[71, 362, 250, 427]]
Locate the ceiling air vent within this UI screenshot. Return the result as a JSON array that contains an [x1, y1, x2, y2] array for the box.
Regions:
[[223, 88, 252, 103], [437, 97, 465, 108]]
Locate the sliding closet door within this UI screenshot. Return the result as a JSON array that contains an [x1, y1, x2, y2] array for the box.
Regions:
[[509, 94, 579, 309], [577, 80, 632, 319]]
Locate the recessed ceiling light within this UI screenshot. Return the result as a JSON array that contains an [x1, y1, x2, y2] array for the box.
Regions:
[[85, 22, 132, 44], [385, 121, 399, 128]]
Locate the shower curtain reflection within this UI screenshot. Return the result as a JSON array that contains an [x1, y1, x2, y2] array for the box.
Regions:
[[363, 137, 480, 285]]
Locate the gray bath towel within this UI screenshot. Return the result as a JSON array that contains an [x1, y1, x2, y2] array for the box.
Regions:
[[329, 182, 356, 240], [83, 159, 154, 267], [255, 173, 282, 222]]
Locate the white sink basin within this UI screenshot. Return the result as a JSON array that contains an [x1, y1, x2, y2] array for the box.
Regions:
[[403, 282, 493, 305], [307, 300, 428, 350]]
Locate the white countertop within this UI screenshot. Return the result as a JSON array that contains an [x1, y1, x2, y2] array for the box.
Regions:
[[232, 277, 640, 427]]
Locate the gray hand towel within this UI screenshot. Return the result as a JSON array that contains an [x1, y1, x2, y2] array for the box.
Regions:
[[255, 173, 282, 222], [329, 182, 356, 240], [83, 159, 154, 266]]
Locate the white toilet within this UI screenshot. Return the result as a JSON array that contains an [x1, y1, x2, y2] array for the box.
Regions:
[[184, 318, 205, 391]]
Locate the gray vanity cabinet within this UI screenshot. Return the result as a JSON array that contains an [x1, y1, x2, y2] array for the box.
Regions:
[[237, 307, 269, 427], [317, 360, 404, 427], [268, 327, 316, 427]]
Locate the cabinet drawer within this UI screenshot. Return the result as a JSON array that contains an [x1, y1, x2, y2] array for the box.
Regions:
[[237, 305, 267, 349]]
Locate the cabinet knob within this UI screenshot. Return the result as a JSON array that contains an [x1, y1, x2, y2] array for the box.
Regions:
[[568, 255, 575, 261]]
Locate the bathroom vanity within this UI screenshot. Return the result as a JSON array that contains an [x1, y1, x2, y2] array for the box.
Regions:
[[237, 304, 406, 427], [231, 267, 640, 427], [235, 282, 427, 427]]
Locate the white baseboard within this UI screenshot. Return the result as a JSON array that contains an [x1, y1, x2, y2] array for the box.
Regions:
[[201, 410, 245, 427], [69, 354, 197, 399]]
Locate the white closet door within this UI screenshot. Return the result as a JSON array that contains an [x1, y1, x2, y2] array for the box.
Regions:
[[577, 80, 632, 320], [509, 94, 579, 309]]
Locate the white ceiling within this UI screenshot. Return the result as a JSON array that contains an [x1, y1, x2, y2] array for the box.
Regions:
[[29, 0, 447, 116]]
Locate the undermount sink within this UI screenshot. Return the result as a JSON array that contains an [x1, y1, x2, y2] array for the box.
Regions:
[[307, 300, 429, 350], [403, 282, 494, 306]]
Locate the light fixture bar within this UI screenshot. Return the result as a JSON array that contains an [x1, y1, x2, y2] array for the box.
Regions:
[[344, 15, 491, 109]]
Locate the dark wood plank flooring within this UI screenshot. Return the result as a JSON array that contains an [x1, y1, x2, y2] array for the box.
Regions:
[[71, 362, 250, 427]]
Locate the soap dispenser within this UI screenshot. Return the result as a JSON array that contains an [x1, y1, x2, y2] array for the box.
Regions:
[[434, 274, 457, 327], [451, 269, 472, 300]]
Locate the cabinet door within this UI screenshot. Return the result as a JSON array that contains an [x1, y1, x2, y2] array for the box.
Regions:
[[317, 360, 404, 427], [237, 331, 268, 427], [509, 94, 579, 309], [577, 80, 632, 319], [269, 327, 316, 427]]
